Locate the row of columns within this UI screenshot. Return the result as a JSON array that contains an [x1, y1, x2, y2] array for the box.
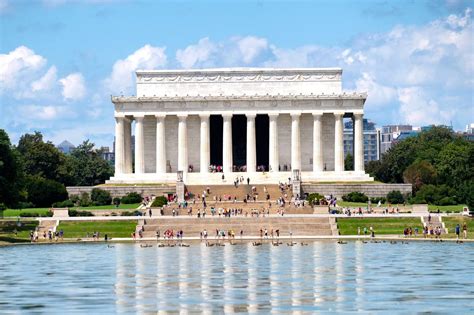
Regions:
[[114, 112, 365, 175]]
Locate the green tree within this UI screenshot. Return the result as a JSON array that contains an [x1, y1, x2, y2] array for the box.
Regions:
[[344, 153, 354, 171], [0, 129, 25, 207], [66, 140, 114, 186], [403, 160, 437, 192], [17, 132, 66, 182]]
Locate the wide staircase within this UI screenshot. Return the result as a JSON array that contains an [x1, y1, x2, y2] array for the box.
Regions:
[[36, 219, 58, 239], [422, 215, 446, 234], [138, 217, 334, 237], [185, 184, 291, 202]]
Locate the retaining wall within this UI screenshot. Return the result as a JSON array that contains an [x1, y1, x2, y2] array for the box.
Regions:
[[67, 185, 175, 198], [302, 183, 412, 198]]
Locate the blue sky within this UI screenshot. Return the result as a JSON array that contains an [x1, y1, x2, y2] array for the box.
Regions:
[[1, 0, 473, 147]]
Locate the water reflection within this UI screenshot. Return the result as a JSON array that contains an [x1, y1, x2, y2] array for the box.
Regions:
[[0, 241, 473, 313]]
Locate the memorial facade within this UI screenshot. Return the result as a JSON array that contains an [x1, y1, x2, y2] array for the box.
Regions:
[[107, 68, 373, 184]]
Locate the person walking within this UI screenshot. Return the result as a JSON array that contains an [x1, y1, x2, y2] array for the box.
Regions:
[[455, 224, 461, 239]]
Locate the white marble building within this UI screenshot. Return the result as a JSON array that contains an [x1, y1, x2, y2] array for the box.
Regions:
[[107, 68, 373, 184]]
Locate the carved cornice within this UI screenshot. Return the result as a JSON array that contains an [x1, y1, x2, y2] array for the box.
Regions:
[[136, 68, 343, 84], [112, 92, 367, 104]]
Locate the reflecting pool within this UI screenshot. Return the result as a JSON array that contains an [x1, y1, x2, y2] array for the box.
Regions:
[[1, 241, 473, 313]]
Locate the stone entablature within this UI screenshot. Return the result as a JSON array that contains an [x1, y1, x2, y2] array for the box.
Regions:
[[136, 68, 343, 97]]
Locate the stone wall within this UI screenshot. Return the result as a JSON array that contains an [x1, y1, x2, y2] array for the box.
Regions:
[[67, 185, 175, 198], [302, 183, 412, 198]]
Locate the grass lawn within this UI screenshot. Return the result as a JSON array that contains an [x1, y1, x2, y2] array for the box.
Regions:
[[0, 220, 39, 243], [442, 217, 474, 239], [57, 220, 137, 238], [428, 204, 466, 213], [337, 201, 370, 207], [2, 208, 52, 217], [71, 203, 141, 211], [337, 217, 424, 235]]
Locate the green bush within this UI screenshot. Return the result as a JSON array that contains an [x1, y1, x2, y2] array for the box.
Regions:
[[409, 184, 457, 205], [52, 199, 74, 208], [79, 192, 91, 207], [438, 196, 457, 206], [91, 188, 112, 206], [68, 209, 94, 217], [113, 197, 121, 206], [19, 211, 53, 217], [121, 192, 142, 204], [15, 201, 35, 209], [386, 190, 405, 204], [151, 196, 168, 207], [121, 210, 142, 216], [370, 197, 386, 204], [0, 203, 6, 211], [70, 195, 80, 205], [306, 193, 324, 205], [25, 176, 68, 207], [342, 192, 368, 203]]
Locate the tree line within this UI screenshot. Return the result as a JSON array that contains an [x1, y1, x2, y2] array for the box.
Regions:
[[365, 126, 473, 209], [0, 130, 113, 209]]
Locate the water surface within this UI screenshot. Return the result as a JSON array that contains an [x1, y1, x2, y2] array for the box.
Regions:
[[1, 241, 473, 313]]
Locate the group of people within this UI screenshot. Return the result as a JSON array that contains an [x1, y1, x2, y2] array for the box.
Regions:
[[29, 229, 65, 242]]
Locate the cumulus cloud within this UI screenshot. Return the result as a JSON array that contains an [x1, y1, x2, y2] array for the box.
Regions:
[[59, 73, 86, 100], [103, 44, 167, 94], [0, 46, 46, 91], [175, 36, 269, 68], [18, 104, 71, 120], [31, 66, 57, 92]]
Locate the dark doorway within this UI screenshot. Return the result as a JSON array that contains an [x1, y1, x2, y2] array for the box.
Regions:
[[256, 114, 269, 170], [232, 115, 247, 167], [210, 115, 223, 166]]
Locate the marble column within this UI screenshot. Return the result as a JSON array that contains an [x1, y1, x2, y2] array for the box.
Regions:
[[354, 113, 364, 172], [155, 114, 166, 173], [312, 112, 323, 172], [222, 113, 233, 173], [124, 117, 132, 173], [114, 117, 125, 175], [246, 113, 257, 172], [291, 112, 301, 171], [199, 114, 210, 173], [178, 114, 188, 173], [134, 115, 145, 174], [268, 113, 279, 172], [334, 112, 344, 172]]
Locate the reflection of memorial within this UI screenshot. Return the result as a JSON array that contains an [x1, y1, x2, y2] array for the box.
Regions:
[[108, 68, 373, 185]]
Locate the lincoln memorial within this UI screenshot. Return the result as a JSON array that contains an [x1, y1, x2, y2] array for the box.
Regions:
[[107, 68, 373, 185]]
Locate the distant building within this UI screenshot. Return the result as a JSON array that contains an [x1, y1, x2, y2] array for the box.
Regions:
[[459, 123, 474, 141], [100, 146, 115, 163], [380, 125, 414, 154], [344, 118, 380, 164], [57, 140, 75, 154]]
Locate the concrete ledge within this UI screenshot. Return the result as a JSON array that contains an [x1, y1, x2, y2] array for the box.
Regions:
[[67, 185, 175, 198]]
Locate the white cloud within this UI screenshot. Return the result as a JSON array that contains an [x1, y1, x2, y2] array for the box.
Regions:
[[19, 105, 70, 120], [175, 36, 269, 68], [398, 87, 454, 125], [103, 44, 167, 94], [0, 46, 46, 91], [355, 72, 397, 107], [176, 37, 216, 68], [236, 36, 268, 64], [31, 66, 57, 92], [59, 72, 86, 100]]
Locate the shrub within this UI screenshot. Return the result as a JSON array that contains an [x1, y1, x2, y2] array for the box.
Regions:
[[113, 197, 121, 206], [79, 192, 91, 207], [70, 195, 80, 205], [16, 201, 35, 209], [90, 188, 112, 206], [342, 192, 368, 203], [121, 192, 142, 204], [0, 203, 7, 211], [25, 176, 68, 207], [437, 196, 457, 206], [52, 199, 74, 208], [409, 184, 457, 205], [121, 210, 142, 216], [151, 196, 168, 207], [19, 211, 53, 218], [68, 209, 94, 217], [306, 193, 324, 205], [370, 197, 386, 204], [386, 190, 405, 204]]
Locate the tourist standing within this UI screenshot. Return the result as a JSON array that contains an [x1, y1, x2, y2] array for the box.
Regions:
[[455, 224, 461, 239], [463, 223, 468, 239]]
